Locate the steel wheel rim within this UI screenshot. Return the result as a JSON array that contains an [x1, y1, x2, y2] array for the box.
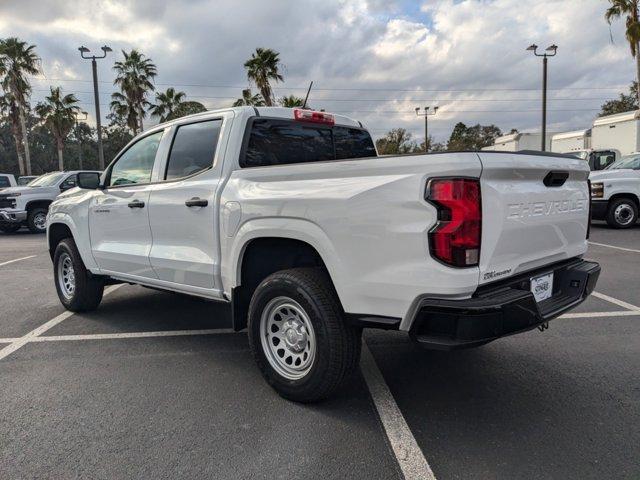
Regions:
[[260, 296, 316, 380], [57, 253, 76, 300], [614, 204, 634, 225], [33, 212, 47, 231]]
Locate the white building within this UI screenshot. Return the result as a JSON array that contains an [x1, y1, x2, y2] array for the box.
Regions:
[[591, 110, 640, 156]]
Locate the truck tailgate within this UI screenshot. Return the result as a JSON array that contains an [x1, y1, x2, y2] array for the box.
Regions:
[[477, 152, 590, 285]]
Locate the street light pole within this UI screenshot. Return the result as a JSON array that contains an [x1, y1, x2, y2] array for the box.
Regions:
[[74, 110, 88, 170], [415, 106, 439, 152], [527, 44, 557, 151], [79, 45, 112, 169]]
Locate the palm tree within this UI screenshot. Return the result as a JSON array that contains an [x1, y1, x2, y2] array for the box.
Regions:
[[150, 87, 186, 122], [0, 37, 41, 175], [606, 0, 640, 105], [243, 48, 283, 107], [34, 87, 80, 171], [0, 93, 26, 174], [232, 88, 265, 107], [110, 92, 139, 134], [279, 95, 304, 108], [112, 49, 157, 134]]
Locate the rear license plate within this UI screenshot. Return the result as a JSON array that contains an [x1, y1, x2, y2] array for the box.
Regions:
[[531, 273, 554, 303]]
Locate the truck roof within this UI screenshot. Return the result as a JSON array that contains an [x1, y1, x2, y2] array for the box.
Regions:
[[593, 110, 640, 127], [552, 129, 591, 141], [153, 106, 364, 130]]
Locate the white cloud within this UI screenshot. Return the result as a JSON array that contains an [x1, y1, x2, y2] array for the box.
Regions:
[[0, 0, 634, 144]]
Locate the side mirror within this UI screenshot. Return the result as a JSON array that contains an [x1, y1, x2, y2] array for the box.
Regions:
[[77, 172, 101, 190]]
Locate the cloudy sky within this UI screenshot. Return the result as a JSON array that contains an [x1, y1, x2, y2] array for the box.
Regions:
[[0, 0, 634, 143]]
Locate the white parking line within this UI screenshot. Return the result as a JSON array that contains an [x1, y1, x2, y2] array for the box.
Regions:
[[592, 291, 640, 311], [560, 310, 640, 319], [0, 284, 123, 360], [589, 241, 640, 254], [361, 343, 436, 480], [33, 328, 237, 342], [0, 255, 36, 268]]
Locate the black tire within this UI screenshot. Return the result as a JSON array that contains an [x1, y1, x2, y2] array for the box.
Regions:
[[53, 238, 104, 312], [605, 198, 638, 229], [248, 268, 361, 403], [0, 224, 21, 233], [27, 207, 48, 233]]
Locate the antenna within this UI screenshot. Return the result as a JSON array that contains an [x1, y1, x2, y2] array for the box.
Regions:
[[302, 81, 313, 109]]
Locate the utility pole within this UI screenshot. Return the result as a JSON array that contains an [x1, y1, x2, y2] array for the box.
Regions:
[[527, 44, 557, 151], [79, 45, 112, 169], [74, 110, 88, 169], [415, 106, 438, 152]]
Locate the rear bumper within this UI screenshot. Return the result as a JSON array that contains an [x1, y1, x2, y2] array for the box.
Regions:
[[408, 259, 600, 350], [590, 200, 607, 221], [0, 209, 27, 223]]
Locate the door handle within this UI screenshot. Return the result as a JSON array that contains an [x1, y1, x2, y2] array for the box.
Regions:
[[185, 197, 208, 207], [128, 200, 145, 208]]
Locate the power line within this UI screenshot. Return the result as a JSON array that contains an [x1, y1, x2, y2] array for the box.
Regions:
[[28, 76, 628, 93]]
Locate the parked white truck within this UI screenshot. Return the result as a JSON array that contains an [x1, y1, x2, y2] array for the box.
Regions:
[[482, 132, 552, 152], [590, 153, 640, 228], [0, 171, 100, 233], [46, 107, 600, 402], [550, 130, 618, 170]]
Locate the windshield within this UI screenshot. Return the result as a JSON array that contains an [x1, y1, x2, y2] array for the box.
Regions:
[[606, 155, 640, 170], [28, 172, 65, 187]]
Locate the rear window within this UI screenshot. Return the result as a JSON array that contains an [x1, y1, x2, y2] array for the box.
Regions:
[[241, 119, 376, 168]]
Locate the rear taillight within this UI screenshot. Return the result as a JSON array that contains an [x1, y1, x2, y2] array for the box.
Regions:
[[294, 109, 335, 125], [587, 179, 592, 239], [426, 178, 481, 267]]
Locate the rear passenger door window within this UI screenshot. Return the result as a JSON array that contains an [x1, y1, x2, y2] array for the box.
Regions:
[[165, 120, 223, 180]]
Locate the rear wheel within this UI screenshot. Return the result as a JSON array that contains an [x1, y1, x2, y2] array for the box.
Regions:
[[54, 238, 104, 311], [27, 207, 48, 233], [0, 224, 21, 233], [248, 268, 361, 403], [606, 198, 638, 229]]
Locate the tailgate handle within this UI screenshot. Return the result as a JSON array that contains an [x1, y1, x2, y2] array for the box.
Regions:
[[543, 171, 569, 187]]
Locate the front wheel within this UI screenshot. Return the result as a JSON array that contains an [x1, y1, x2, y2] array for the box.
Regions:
[[54, 238, 104, 311], [606, 198, 638, 229], [27, 207, 48, 233], [248, 268, 361, 403]]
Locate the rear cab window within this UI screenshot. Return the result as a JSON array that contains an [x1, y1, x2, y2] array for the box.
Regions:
[[241, 118, 376, 168]]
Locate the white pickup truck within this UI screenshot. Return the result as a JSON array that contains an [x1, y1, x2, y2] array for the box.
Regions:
[[47, 107, 600, 402], [0, 171, 100, 233], [590, 153, 640, 228]]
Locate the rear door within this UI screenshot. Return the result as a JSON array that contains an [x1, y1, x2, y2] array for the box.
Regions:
[[478, 152, 590, 285], [89, 130, 165, 278], [147, 115, 229, 291]]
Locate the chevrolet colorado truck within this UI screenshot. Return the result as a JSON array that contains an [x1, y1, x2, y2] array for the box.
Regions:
[[590, 153, 640, 228], [0, 170, 100, 233], [46, 107, 600, 402]]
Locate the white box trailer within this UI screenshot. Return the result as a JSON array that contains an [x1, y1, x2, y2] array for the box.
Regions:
[[551, 129, 591, 153], [591, 110, 640, 156], [482, 132, 552, 152]]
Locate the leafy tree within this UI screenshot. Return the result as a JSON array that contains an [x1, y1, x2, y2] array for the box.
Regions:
[[447, 122, 502, 151], [0, 37, 41, 175], [375, 128, 419, 155], [233, 88, 265, 107], [0, 93, 24, 173], [417, 135, 446, 153], [599, 82, 639, 116], [112, 49, 157, 134], [150, 87, 186, 122], [279, 95, 304, 108], [166, 101, 207, 121], [606, 1, 640, 105], [34, 87, 80, 171], [244, 48, 283, 107]]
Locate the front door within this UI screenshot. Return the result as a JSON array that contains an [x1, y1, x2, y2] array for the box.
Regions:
[[89, 130, 164, 278], [148, 117, 226, 290]]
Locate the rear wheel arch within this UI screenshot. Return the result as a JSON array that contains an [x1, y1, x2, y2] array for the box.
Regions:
[[232, 237, 342, 331], [608, 192, 640, 209]]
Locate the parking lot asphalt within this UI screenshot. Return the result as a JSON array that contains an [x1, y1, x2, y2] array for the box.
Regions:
[[0, 223, 638, 479]]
